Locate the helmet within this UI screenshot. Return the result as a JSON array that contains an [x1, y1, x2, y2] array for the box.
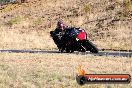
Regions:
[[57, 20, 65, 29]]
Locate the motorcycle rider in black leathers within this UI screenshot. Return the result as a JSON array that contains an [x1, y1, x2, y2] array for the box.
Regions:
[[50, 20, 69, 51], [50, 20, 87, 52]]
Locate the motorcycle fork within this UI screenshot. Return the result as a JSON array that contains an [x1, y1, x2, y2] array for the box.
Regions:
[[77, 41, 87, 52]]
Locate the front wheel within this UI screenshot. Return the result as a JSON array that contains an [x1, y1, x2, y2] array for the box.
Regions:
[[83, 40, 99, 53]]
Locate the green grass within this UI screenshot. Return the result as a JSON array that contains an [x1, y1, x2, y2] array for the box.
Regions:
[[83, 4, 91, 14], [33, 17, 43, 26], [123, 0, 132, 15], [0, 0, 6, 3], [6, 16, 21, 26]]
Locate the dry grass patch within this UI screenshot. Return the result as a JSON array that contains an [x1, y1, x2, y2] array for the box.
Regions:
[[0, 0, 132, 50], [0, 52, 131, 88], [0, 27, 56, 50]]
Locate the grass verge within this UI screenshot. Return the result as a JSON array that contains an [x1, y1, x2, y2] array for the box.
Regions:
[[0, 52, 131, 88]]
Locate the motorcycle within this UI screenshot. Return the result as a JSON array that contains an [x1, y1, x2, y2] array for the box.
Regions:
[[50, 27, 98, 53]]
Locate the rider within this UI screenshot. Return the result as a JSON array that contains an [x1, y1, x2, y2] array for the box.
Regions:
[[53, 20, 67, 35], [53, 20, 80, 38], [51, 20, 68, 50], [51, 20, 87, 51]]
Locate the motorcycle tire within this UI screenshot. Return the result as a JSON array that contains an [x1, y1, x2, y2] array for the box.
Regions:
[[80, 45, 86, 52], [66, 46, 74, 53], [84, 40, 99, 53]]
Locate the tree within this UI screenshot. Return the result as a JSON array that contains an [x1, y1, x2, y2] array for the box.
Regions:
[[16, 0, 27, 3]]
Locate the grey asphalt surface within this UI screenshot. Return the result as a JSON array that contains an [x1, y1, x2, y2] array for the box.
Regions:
[[0, 49, 131, 58]]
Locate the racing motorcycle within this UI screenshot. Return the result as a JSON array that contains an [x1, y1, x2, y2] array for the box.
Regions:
[[50, 27, 98, 53]]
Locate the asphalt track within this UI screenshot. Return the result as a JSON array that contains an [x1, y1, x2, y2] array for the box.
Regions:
[[0, 49, 131, 58]]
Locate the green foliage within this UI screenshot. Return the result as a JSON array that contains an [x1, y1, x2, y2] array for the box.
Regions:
[[0, 0, 5, 3], [124, 0, 131, 5], [115, 11, 124, 21], [83, 4, 92, 21], [106, 85, 112, 88], [0, 0, 10, 3], [6, 16, 21, 26], [123, 0, 132, 13], [51, 73, 62, 81], [33, 18, 43, 26], [0, 64, 9, 71], [83, 4, 91, 14]]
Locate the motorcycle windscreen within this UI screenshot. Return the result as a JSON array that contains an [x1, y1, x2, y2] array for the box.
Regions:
[[70, 28, 80, 37], [76, 31, 87, 40]]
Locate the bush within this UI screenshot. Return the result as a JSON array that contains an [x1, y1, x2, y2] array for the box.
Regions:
[[123, 0, 132, 15], [0, 0, 27, 4], [0, 0, 9, 4], [6, 16, 21, 26], [83, 4, 91, 14]]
